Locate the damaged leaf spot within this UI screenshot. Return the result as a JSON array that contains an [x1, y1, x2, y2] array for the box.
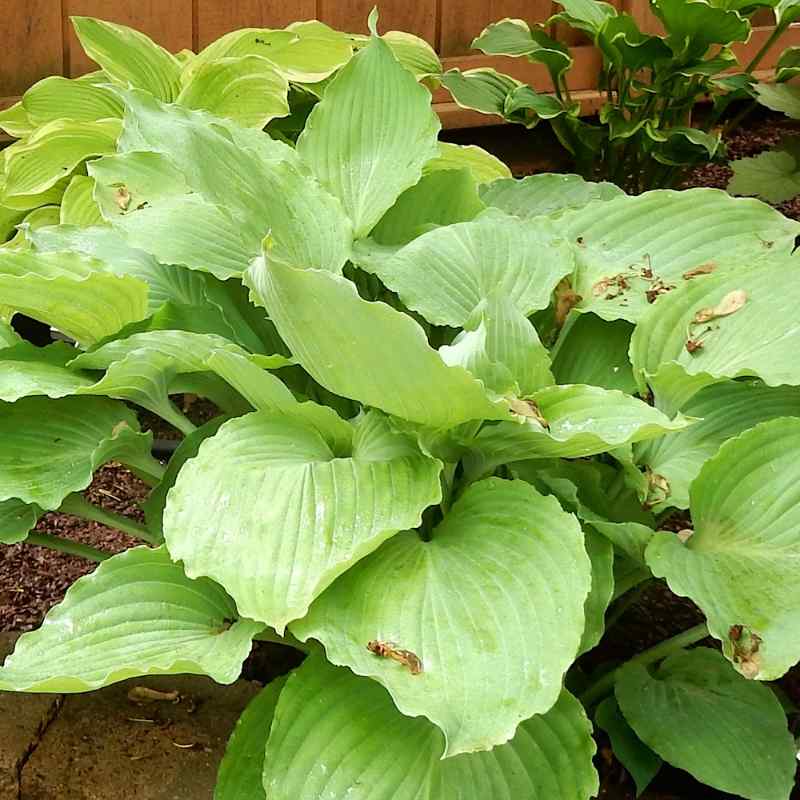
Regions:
[[693, 289, 747, 325], [592, 272, 631, 300], [729, 624, 763, 679], [643, 469, 670, 509], [685, 336, 706, 354], [682, 262, 716, 280], [114, 185, 131, 212], [111, 421, 130, 437], [554, 278, 582, 328], [508, 398, 549, 429], [367, 640, 423, 675]]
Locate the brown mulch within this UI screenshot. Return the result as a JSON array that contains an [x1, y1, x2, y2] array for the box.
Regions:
[[683, 110, 800, 219], [0, 464, 149, 632]]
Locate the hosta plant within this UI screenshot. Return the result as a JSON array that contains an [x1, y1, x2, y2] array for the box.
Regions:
[[442, 0, 799, 193], [0, 14, 441, 244], [2, 12, 800, 800], [728, 45, 800, 203]]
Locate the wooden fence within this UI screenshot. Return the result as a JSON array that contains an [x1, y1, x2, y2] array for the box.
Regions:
[[2, 0, 800, 128]]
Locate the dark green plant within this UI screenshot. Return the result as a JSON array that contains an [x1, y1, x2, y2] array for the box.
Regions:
[[443, 0, 800, 193]]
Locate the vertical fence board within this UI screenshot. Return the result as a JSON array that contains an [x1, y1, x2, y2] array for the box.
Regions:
[[316, 0, 437, 40], [439, 0, 553, 56], [63, 0, 194, 77], [0, 0, 63, 98], [196, 0, 317, 49]]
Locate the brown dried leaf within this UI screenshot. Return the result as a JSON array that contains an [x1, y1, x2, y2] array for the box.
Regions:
[[554, 278, 581, 328], [685, 338, 705, 354], [693, 289, 747, 324], [729, 625, 763, 679], [114, 186, 131, 211], [508, 398, 549, 429], [128, 686, 181, 705], [676, 528, 694, 543], [367, 640, 423, 675], [682, 262, 716, 280]]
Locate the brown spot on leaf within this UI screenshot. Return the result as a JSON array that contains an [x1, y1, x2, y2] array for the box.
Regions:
[[729, 625, 763, 679], [554, 278, 581, 328], [685, 337, 705, 354], [114, 185, 131, 211], [643, 469, 671, 509], [682, 262, 716, 279], [508, 398, 549, 429], [367, 640, 423, 675], [693, 289, 747, 325]]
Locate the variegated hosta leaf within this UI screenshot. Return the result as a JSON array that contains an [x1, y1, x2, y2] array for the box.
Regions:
[[215, 676, 287, 800], [0, 498, 42, 544], [72, 16, 183, 101], [92, 92, 350, 276], [635, 381, 800, 510], [551, 313, 637, 394], [245, 257, 507, 428], [296, 34, 440, 238], [465, 384, 689, 475], [481, 174, 623, 220], [560, 189, 800, 323], [263, 656, 599, 798], [0, 546, 261, 692], [293, 478, 591, 756], [630, 259, 800, 410], [648, 418, 800, 679], [0, 249, 148, 345], [424, 142, 511, 185], [264, 21, 354, 83], [355, 208, 574, 327], [176, 55, 290, 129], [2, 119, 120, 201], [439, 294, 554, 396], [0, 101, 34, 138], [59, 176, 105, 227], [0, 395, 159, 510], [616, 649, 795, 800], [380, 30, 442, 82], [31, 225, 208, 314], [163, 409, 442, 632], [371, 168, 484, 246], [21, 75, 124, 126]]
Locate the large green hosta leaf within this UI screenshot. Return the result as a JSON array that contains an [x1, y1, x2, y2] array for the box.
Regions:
[[296, 34, 440, 237], [245, 257, 507, 427], [551, 313, 637, 393], [0, 396, 159, 510], [176, 55, 290, 129], [630, 259, 800, 409], [0, 249, 148, 345], [0, 546, 261, 692], [72, 17, 183, 101], [293, 478, 591, 756], [465, 385, 688, 474], [31, 225, 207, 314], [0, 498, 42, 545], [635, 381, 800, 510], [560, 189, 800, 323], [616, 649, 795, 800], [164, 410, 442, 632], [92, 93, 350, 276], [0, 320, 21, 349], [3, 119, 120, 201], [652, 0, 750, 58], [648, 418, 800, 679], [355, 209, 574, 327], [0, 342, 93, 402], [264, 656, 598, 797], [371, 169, 484, 246], [21, 75, 124, 126], [215, 676, 287, 800], [59, 176, 105, 227], [480, 174, 623, 220], [439, 295, 553, 396], [424, 142, 511, 185]]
